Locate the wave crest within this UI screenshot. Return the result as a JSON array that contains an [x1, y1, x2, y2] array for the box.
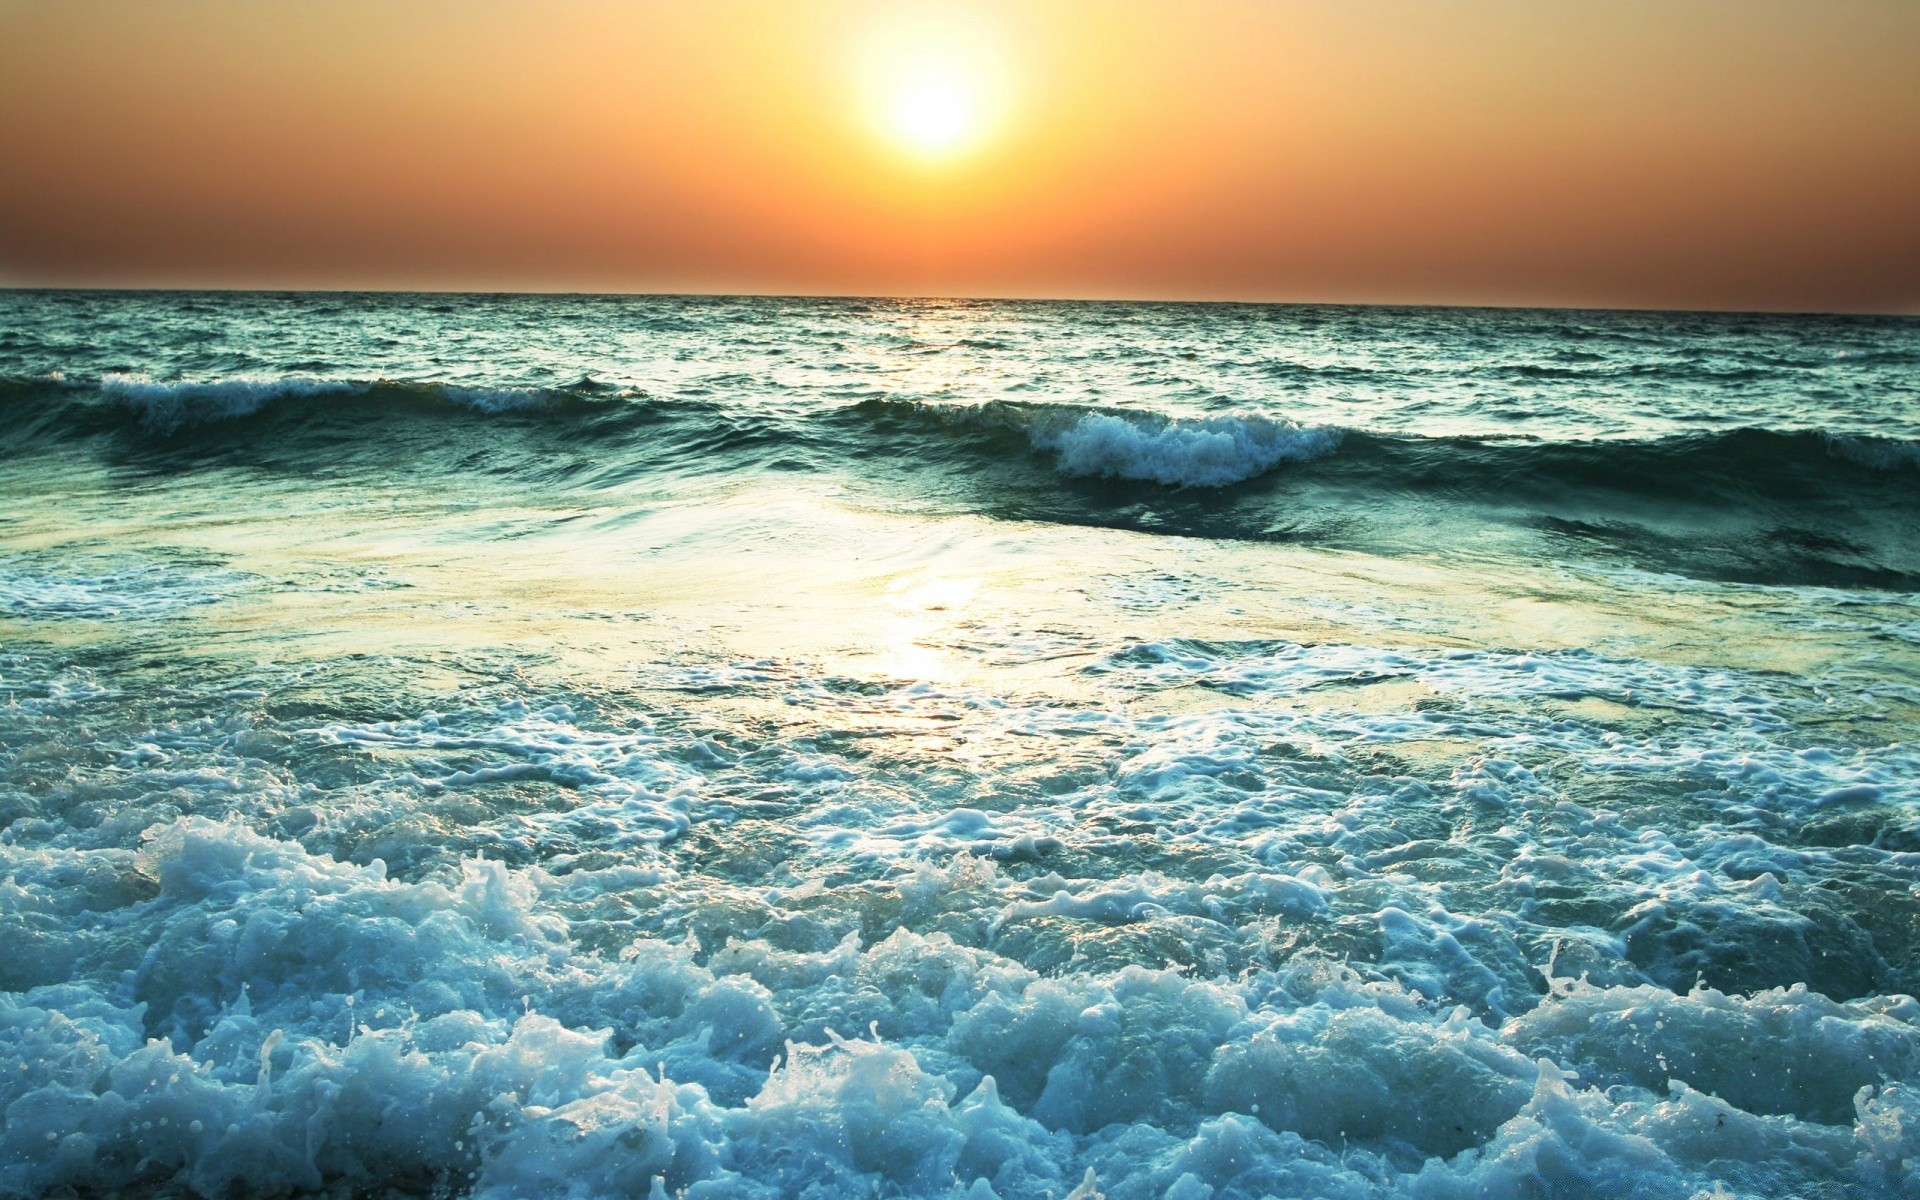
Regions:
[[101, 375, 357, 432], [1827, 433, 1920, 471], [97, 374, 568, 432], [1030, 412, 1343, 488]]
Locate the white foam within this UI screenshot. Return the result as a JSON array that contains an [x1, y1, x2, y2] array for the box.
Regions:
[[96, 374, 556, 431], [0, 557, 252, 620], [2, 636, 1915, 1198], [5, 820, 1912, 1199], [100, 374, 357, 432], [1032, 412, 1341, 488], [316, 700, 699, 848]]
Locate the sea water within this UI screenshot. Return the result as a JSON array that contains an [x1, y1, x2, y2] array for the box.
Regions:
[[1, 291, 1917, 1199]]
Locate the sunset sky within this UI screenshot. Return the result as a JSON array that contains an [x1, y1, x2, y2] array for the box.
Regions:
[[3, 0, 1916, 311]]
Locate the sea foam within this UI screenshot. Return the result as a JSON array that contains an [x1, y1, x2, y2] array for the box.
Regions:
[[1031, 412, 1342, 488], [4, 818, 1917, 1200], [100, 375, 358, 432], [0, 557, 252, 620], [97, 375, 560, 432], [3, 624, 1915, 1198]]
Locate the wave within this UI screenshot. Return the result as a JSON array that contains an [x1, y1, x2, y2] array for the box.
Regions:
[[3, 373, 1916, 586], [1030, 411, 1342, 488], [96, 373, 587, 431], [55, 372, 1332, 491], [840, 402, 1920, 587], [7, 369, 1917, 483], [0, 371, 625, 438], [1829, 434, 1920, 471], [844, 397, 1920, 499], [100, 374, 363, 430]]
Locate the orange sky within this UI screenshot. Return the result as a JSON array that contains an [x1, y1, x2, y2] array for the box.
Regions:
[[2, 0, 1917, 311]]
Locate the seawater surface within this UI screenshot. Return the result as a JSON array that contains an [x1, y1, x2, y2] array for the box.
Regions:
[[1, 291, 1918, 1200]]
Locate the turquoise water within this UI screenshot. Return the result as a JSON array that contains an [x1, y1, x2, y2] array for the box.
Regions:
[[2, 291, 1918, 1199]]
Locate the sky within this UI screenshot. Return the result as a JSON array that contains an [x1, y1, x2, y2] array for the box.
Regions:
[[2, 0, 1917, 312]]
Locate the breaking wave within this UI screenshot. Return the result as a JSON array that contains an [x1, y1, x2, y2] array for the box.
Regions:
[[95, 374, 583, 432], [7, 816, 1919, 1200], [6, 370, 1918, 490], [3, 373, 1918, 586], [1029, 412, 1343, 488], [4, 639, 1918, 1200]]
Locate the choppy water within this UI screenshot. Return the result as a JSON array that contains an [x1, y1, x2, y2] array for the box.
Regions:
[[2, 291, 1918, 1199]]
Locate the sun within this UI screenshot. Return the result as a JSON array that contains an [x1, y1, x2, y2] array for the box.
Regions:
[[889, 59, 982, 155], [855, 7, 1008, 164]]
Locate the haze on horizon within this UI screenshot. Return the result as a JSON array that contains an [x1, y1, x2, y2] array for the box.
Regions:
[[2, 0, 1917, 313]]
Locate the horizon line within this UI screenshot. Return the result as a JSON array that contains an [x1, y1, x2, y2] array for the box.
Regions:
[[2, 281, 1915, 320]]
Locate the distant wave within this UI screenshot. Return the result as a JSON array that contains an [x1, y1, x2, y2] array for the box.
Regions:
[[99, 374, 362, 430], [1828, 434, 1920, 471], [95, 373, 581, 432]]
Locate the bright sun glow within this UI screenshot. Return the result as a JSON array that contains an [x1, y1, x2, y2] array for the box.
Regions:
[[856, 6, 1008, 163], [890, 61, 981, 154]]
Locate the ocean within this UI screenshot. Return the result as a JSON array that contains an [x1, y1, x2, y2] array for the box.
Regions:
[[1, 290, 1917, 1199]]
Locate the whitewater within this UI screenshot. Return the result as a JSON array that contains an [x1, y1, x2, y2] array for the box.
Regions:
[[2, 291, 1918, 1200]]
